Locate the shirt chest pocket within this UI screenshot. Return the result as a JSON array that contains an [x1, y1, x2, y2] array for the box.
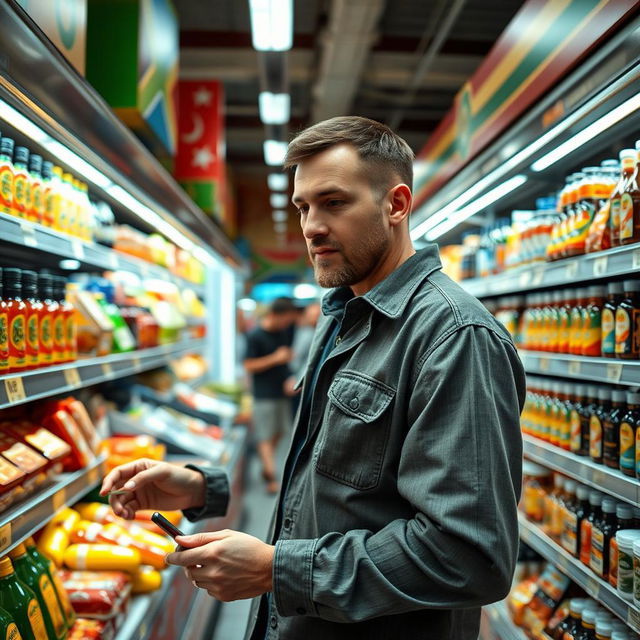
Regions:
[[314, 371, 395, 490]]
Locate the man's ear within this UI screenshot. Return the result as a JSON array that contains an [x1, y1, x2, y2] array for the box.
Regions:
[[387, 184, 413, 227]]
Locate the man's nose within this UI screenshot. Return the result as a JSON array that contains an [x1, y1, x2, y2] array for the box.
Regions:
[[302, 209, 330, 239]]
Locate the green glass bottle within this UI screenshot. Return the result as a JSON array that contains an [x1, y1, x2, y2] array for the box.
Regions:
[[22, 540, 74, 630], [0, 604, 23, 640], [7, 546, 65, 640], [0, 557, 47, 640]]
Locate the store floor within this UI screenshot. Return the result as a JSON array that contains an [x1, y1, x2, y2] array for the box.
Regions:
[[210, 440, 287, 640]]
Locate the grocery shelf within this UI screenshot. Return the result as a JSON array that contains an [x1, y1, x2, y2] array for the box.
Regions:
[[0, 212, 206, 298], [0, 338, 206, 410], [519, 350, 640, 387], [523, 434, 640, 506], [518, 514, 640, 633], [482, 602, 528, 640], [0, 455, 106, 556], [461, 244, 640, 299]]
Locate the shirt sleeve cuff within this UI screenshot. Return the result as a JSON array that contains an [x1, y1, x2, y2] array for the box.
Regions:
[[182, 463, 230, 522], [273, 538, 317, 618]]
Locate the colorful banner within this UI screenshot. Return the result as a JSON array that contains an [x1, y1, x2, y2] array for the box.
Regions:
[[413, 0, 639, 209]]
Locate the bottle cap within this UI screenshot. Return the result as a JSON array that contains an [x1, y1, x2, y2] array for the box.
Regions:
[[13, 146, 29, 166], [598, 387, 611, 402], [29, 154, 42, 174], [622, 280, 640, 292], [602, 497, 617, 513], [582, 608, 597, 624], [564, 479, 577, 494], [7, 543, 26, 559], [612, 389, 627, 403], [21, 270, 37, 295], [0, 557, 13, 578], [607, 282, 624, 295], [587, 385, 599, 399], [588, 285, 605, 298], [3, 267, 21, 289], [620, 148, 637, 160], [576, 484, 589, 501], [42, 161, 53, 180], [620, 530, 640, 546], [596, 618, 612, 635], [617, 503, 634, 520], [0, 138, 14, 157], [574, 384, 585, 398], [626, 391, 640, 405], [554, 474, 564, 489], [37, 273, 53, 298], [589, 490, 603, 506], [569, 598, 586, 615]]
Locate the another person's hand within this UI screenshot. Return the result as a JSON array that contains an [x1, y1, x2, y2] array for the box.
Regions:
[[283, 376, 300, 397], [100, 459, 206, 519], [167, 530, 274, 602], [273, 346, 293, 365]]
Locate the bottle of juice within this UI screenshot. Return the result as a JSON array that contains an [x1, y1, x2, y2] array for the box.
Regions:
[[40, 163, 54, 229], [53, 278, 75, 363], [59, 174, 74, 236], [559, 382, 573, 451], [558, 289, 575, 354], [610, 150, 636, 247], [590, 387, 611, 464], [619, 390, 640, 477], [21, 271, 39, 371], [560, 479, 578, 553], [579, 386, 599, 458], [604, 389, 626, 469], [590, 496, 617, 580], [0, 138, 14, 216], [11, 148, 30, 219], [561, 173, 582, 259], [570, 385, 586, 455], [37, 276, 62, 365], [609, 503, 633, 589], [51, 168, 65, 234], [36, 275, 53, 368], [614, 280, 640, 359], [549, 291, 562, 352], [582, 286, 605, 357], [0, 604, 22, 640], [26, 155, 43, 226], [567, 167, 600, 257], [580, 490, 603, 566], [619, 146, 640, 245], [22, 539, 74, 630], [602, 282, 623, 357], [4, 269, 26, 374], [0, 557, 47, 640], [569, 289, 588, 355], [50, 282, 65, 366], [7, 545, 65, 639], [0, 269, 9, 374]]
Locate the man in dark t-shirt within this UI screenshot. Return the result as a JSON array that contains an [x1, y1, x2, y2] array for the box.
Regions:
[[244, 297, 298, 493]]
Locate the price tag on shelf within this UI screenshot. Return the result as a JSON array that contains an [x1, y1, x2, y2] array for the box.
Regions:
[[532, 267, 545, 287], [565, 261, 579, 279], [606, 363, 623, 383], [568, 360, 581, 376], [519, 271, 531, 288], [628, 607, 640, 632], [585, 576, 600, 598], [140, 621, 149, 638], [87, 466, 99, 486], [19, 221, 37, 248], [63, 368, 81, 388], [132, 356, 142, 372], [633, 250, 640, 271], [0, 523, 11, 553], [592, 256, 608, 277], [4, 377, 26, 404], [71, 240, 85, 261], [539, 357, 550, 372], [52, 489, 66, 512], [101, 363, 113, 378]]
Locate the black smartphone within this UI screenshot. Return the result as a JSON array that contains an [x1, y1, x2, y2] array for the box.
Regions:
[[151, 512, 185, 540]]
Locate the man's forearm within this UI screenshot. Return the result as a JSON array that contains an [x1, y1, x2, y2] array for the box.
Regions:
[[244, 353, 279, 374]]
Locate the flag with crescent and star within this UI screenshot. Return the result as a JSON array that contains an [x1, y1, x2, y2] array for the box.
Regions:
[[175, 80, 227, 222]]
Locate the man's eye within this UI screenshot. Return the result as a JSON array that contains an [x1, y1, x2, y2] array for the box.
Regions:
[[297, 206, 308, 216], [327, 200, 344, 207]]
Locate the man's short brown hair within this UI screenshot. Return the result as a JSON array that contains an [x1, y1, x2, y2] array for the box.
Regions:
[[284, 116, 415, 193]]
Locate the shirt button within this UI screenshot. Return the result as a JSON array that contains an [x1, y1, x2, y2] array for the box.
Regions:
[[283, 517, 292, 530], [296, 607, 306, 615], [270, 615, 277, 629], [349, 397, 359, 410]]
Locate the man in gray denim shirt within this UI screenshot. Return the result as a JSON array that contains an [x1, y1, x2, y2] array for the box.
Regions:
[[102, 116, 525, 640]]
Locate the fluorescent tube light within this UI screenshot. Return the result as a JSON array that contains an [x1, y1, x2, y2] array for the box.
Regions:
[[270, 193, 289, 208], [46, 140, 112, 188], [426, 174, 527, 241], [249, 0, 293, 51], [0, 99, 50, 144], [272, 210, 287, 222], [264, 140, 288, 166], [531, 91, 640, 171], [274, 221, 288, 233], [294, 283, 318, 299], [259, 92, 290, 125], [268, 173, 288, 191]]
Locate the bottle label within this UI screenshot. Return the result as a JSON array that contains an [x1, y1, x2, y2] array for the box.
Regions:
[[610, 198, 621, 231], [615, 307, 631, 354], [634, 553, 640, 603], [590, 526, 605, 577], [620, 193, 634, 240], [9, 314, 25, 368], [26, 312, 38, 365], [583, 310, 601, 356], [26, 598, 47, 640], [635, 425, 640, 476], [53, 316, 64, 348], [579, 519, 593, 565], [5, 624, 20, 640], [0, 163, 13, 214], [49, 568, 75, 623], [0, 312, 8, 369], [13, 172, 28, 217], [65, 316, 76, 359], [589, 415, 603, 459], [619, 546, 634, 594], [602, 308, 615, 354], [524, 484, 545, 522], [570, 410, 582, 452], [610, 537, 619, 588], [561, 510, 578, 555], [39, 314, 52, 364], [620, 422, 635, 471], [44, 186, 54, 226], [38, 573, 66, 635], [30, 182, 43, 220]]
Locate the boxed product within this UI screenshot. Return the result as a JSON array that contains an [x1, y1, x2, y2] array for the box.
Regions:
[[2, 420, 71, 471], [59, 569, 131, 619]]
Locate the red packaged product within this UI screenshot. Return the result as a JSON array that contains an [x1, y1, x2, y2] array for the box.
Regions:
[[68, 617, 115, 640], [2, 420, 71, 470], [58, 397, 101, 454], [59, 570, 131, 620], [41, 409, 94, 471], [0, 430, 48, 494]]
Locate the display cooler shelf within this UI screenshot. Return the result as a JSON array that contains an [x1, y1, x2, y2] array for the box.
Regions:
[[519, 514, 640, 633], [461, 241, 640, 300], [0, 455, 106, 556], [0, 339, 206, 410]]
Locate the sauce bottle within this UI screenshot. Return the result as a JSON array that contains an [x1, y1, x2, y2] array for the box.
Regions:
[[564, 483, 589, 558], [615, 280, 640, 359], [590, 496, 617, 580], [0, 269, 10, 374], [40, 163, 54, 229], [567, 167, 601, 257], [4, 269, 26, 374], [590, 387, 611, 464], [557, 598, 586, 640], [22, 539, 74, 630], [0, 138, 14, 216], [570, 385, 586, 456], [559, 382, 573, 451], [0, 557, 47, 640], [11, 148, 30, 219], [580, 490, 603, 566], [619, 390, 640, 477], [602, 282, 624, 357], [604, 389, 626, 469], [53, 278, 75, 363], [543, 473, 563, 538], [36, 275, 53, 368], [610, 149, 636, 247], [619, 146, 640, 245], [27, 155, 44, 225], [562, 173, 583, 259], [560, 480, 578, 552], [576, 606, 597, 639], [609, 503, 634, 589], [7, 545, 65, 639], [21, 272, 39, 371], [558, 289, 575, 354], [0, 604, 22, 640], [582, 286, 605, 357], [570, 289, 588, 355], [580, 386, 599, 458], [50, 279, 65, 365]]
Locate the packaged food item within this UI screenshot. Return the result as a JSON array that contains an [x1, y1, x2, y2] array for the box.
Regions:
[[522, 462, 551, 522], [131, 566, 162, 594], [27, 155, 44, 225], [543, 597, 570, 638], [619, 147, 639, 245], [8, 544, 66, 639], [508, 575, 538, 626], [619, 391, 640, 478], [582, 286, 605, 357], [604, 389, 626, 470], [11, 147, 30, 219], [580, 490, 603, 567], [40, 410, 93, 472], [615, 281, 640, 359], [616, 530, 640, 601], [521, 564, 571, 633], [610, 149, 637, 247], [21, 272, 39, 371], [609, 505, 634, 589], [55, 399, 100, 455], [35, 275, 53, 368], [58, 570, 130, 620], [0, 557, 48, 640], [2, 422, 70, 470], [36, 508, 80, 568], [590, 387, 611, 464], [63, 545, 140, 573], [562, 483, 589, 558], [590, 497, 617, 580], [53, 278, 75, 363], [4, 269, 27, 373], [67, 617, 114, 639], [0, 138, 15, 216], [0, 433, 48, 494], [602, 282, 624, 358], [68, 289, 113, 357], [554, 597, 586, 639]]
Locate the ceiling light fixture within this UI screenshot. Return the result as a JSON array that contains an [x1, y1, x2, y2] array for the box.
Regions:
[[272, 210, 287, 222], [259, 92, 290, 125], [264, 140, 288, 166], [268, 173, 288, 191], [274, 221, 288, 233], [249, 0, 293, 51], [270, 193, 289, 208]]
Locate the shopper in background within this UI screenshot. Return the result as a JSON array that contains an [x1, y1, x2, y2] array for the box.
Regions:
[[102, 116, 525, 640], [243, 296, 298, 493]]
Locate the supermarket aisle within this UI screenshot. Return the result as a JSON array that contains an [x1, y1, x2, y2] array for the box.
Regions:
[[210, 443, 285, 639]]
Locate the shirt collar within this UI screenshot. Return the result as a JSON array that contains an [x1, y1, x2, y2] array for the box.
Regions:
[[321, 244, 442, 320]]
